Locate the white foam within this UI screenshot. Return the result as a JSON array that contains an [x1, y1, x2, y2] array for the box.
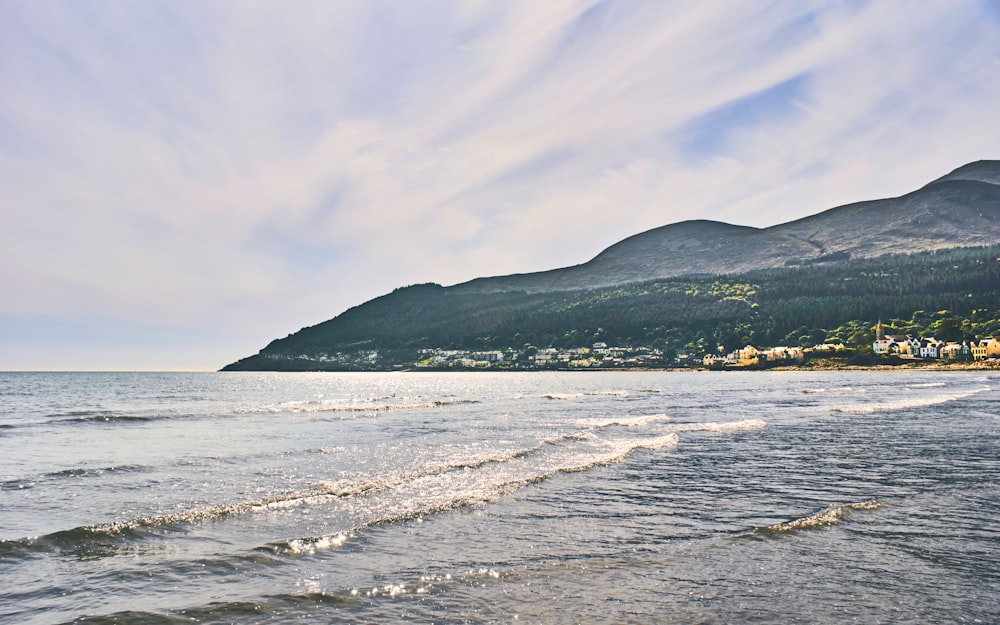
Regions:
[[268, 429, 687, 557], [280, 398, 478, 413], [802, 387, 865, 395], [676, 419, 767, 433], [542, 390, 630, 400], [95, 417, 695, 558], [556, 432, 681, 471], [310, 402, 439, 412], [635, 433, 681, 451], [543, 393, 585, 400], [831, 387, 988, 414], [577, 414, 671, 428], [92, 476, 391, 534], [767, 500, 880, 532]]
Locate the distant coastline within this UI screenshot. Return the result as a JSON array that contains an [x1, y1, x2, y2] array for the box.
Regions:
[[385, 359, 1000, 373], [768, 359, 1000, 372]]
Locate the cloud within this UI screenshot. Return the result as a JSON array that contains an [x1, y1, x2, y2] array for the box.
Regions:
[[1, 0, 998, 369]]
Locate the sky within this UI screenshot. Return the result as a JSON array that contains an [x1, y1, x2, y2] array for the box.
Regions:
[[2, 0, 999, 371]]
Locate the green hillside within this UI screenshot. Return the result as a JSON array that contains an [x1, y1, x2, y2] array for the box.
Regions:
[[222, 245, 1000, 370]]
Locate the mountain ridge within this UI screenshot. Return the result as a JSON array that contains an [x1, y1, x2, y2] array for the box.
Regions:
[[453, 160, 1000, 294]]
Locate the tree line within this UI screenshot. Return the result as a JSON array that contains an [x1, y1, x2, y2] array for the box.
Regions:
[[224, 245, 1000, 369]]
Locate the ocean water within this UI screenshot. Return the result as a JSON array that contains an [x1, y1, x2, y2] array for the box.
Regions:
[[0, 370, 997, 624]]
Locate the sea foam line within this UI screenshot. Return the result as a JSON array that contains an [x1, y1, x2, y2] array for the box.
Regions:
[[270, 432, 683, 556], [89, 445, 547, 535], [577, 414, 671, 428], [830, 386, 989, 414], [543, 393, 585, 400], [802, 387, 864, 395], [764, 500, 880, 533], [7, 417, 755, 559], [11, 435, 578, 551], [543, 390, 630, 400], [674, 419, 767, 433], [283, 398, 480, 413]]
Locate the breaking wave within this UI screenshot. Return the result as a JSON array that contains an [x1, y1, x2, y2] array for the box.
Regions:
[[759, 500, 880, 534], [543, 393, 585, 400], [268, 432, 683, 556], [2, 464, 151, 491], [577, 414, 671, 428], [802, 387, 864, 395], [52, 412, 161, 425], [674, 419, 767, 433], [282, 399, 480, 413], [3, 413, 766, 562], [543, 390, 630, 400], [830, 387, 988, 413]]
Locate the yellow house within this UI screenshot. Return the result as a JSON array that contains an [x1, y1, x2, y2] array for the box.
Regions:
[[986, 338, 1000, 358], [736, 345, 760, 365]]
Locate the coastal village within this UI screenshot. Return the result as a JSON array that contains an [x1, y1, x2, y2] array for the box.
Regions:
[[400, 321, 1000, 370], [408, 337, 1000, 370], [270, 322, 1000, 371], [867, 320, 1000, 362]]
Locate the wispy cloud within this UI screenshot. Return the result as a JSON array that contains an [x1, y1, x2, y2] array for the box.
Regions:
[[1, 0, 998, 369]]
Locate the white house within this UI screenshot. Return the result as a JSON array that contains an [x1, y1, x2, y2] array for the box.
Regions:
[[918, 338, 944, 359]]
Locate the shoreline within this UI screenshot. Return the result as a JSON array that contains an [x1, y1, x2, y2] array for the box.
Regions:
[[766, 359, 1000, 372], [220, 357, 1000, 373], [246, 361, 1000, 373]]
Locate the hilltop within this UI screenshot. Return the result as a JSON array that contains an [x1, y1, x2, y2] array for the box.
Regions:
[[222, 161, 1000, 371], [454, 160, 1000, 293]]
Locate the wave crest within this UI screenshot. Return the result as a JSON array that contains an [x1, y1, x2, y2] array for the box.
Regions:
[[763, 500, 880, 533], [5, 418, 726, 561], [676, 419, 767, 433], [578, 414, 670, 428], [543, 393, 584, 400], [543, 390, 629, 400], [286, 399, 480, 413], [831, 387, 987, 414], [269, 431, 683, 557], [54, 413, 160, 425]]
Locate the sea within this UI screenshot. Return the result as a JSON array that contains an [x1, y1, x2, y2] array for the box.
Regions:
[[1, 370, 997, 625]]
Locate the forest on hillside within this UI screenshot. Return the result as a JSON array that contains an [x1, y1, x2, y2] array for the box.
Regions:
[[224, 245, 1000, 370]]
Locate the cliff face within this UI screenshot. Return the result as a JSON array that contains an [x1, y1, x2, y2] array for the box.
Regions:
[[452, 160, 1000, 294]]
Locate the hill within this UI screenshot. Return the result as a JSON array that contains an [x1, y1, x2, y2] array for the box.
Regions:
[[453, 160, 1000, 293], [222, 161, 1000, 371]]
